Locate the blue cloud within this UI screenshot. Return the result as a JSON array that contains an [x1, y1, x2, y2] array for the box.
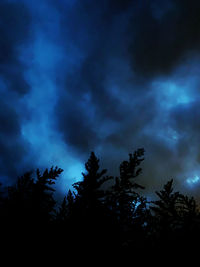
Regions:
[[2, 0, 200, 200]]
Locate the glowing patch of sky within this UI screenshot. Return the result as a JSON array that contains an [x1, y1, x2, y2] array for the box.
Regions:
[[153, 80, 194, 109], [19, 7, 84, 191], [143, 77, 196, 146], [186, 175, 200, 186], [157, 127, 179, 145]]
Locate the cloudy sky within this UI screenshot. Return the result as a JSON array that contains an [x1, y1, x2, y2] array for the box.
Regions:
[[1, 0, 200, 199]]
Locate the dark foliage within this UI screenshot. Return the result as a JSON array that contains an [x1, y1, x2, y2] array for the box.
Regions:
[[0, 149, 199, 256]]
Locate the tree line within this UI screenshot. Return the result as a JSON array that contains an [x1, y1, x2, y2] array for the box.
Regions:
[[0, 148, 200, 254]]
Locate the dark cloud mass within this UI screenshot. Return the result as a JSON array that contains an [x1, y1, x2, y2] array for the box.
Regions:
[[0, 1, 30, 94], [1, 0, 200, 199], [131, 0, 200, 77], [0, 1, 32, 184]]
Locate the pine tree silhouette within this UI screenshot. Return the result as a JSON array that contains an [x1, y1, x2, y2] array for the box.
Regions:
[[150, 179, 200, 254], [33, 166, 63, 223], [6, 171, 35, 226], [110, 149, 145, 223], [150, 179, 181, 243], [1, 148, 200, 256], [69, 152, 113, 248], [72, 152, 112, 214], [57, 189, 75, 223], [4, 166, 63, 241], [176, 191, 200, 246], [107, 148, 146, 247]]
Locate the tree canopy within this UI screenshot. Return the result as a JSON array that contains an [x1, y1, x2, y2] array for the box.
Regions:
[[0, 148, 199, 256]]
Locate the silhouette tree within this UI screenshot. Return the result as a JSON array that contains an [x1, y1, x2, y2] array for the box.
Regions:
[[33, 166, 63, 223], [149, 179, 200, 253], [110, 149, 145, 222], [177, 193, 200, 242], [70, 152, 114, 247], [150, 179, 181, 240], [5, 166, 63, 230], [72, 152, 112, 214], [1, 148, 200, 255], [107, 148, 146, 247], [56, 189, 75, 223], [151, 179, 180, 216], [6, 171, 35, 226]]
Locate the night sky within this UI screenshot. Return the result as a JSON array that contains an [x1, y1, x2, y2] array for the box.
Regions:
[[1, 0, 200, 199]]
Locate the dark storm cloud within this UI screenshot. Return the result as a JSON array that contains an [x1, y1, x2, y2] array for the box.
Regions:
[[51, 0, 200, 195], [171, 101, 200, 134], [169, 99, 200, 160], [131, 0, 200, 77], [0, 100, 30, 180], [53, 0, 159, 154], [0, 1, 31, 94], [0, 1, 32, 184], [2, 0, 200, 197], [54, 0, 138, 155]]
